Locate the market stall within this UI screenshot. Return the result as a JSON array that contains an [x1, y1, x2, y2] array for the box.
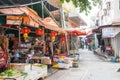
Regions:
[[0, 6, 46, 80], [0, 2, 68, 80]]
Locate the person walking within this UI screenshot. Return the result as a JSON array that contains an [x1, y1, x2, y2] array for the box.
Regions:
[[85, 40, 88, 48], [90, 39, 95, 50], [87, 38, 92, 50]]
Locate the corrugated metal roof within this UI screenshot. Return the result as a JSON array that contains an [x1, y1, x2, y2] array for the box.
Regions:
[[0, 0, 58, 11], [48, 0, 61, 8], [0, 0, 42, 8]]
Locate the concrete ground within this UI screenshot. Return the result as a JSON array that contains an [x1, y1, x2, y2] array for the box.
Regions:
[[45, 49, 120, 80]]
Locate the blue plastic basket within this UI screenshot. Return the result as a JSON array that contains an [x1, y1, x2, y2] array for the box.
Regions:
[[110, 57, 117, 62]]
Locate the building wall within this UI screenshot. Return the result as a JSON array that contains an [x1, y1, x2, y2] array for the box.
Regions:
[[99, 0, 120, 26], [111, 0, 120, 23], [114, 32, 120, 57], [111, 32, 120, 57], [111, 37, 117, 57], [96, 0, 120, 57]]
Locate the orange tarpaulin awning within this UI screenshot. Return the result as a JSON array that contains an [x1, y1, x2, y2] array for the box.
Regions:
[[86, 28, 95, 36], [67, 30, 86, 36], [0, 6, 43, 28], [6, 15, 39, 27], [43, 17, 66, 33], [0, 7, 65, 33]]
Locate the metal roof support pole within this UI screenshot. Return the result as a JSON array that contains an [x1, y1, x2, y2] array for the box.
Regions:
[[18, 25, 21, 48], [18, 19, 23, 54], [65, 32, 70, 54], [43, 3, 60, 27], [43, 1, 57, 58], [60, 7, 66, 29], [41, 0, 46, 56], [60, 6, 69, 54]]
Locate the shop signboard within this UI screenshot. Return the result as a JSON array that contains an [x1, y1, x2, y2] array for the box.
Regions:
[[102, 27, 120, 38]]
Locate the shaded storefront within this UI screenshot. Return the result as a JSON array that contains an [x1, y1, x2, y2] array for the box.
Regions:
[[97, 24, 120, 57]]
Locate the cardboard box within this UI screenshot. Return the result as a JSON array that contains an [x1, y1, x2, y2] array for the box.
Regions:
[[10, 63, 31, 72], [43, 58, 51, 65]]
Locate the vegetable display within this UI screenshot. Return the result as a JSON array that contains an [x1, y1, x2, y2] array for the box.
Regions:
[[0, 69, 28, 77], [34, 64, 46, 68]]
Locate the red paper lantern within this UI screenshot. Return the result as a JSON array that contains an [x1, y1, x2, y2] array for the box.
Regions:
[[21, 27, 30, 40], [61, 36, 66, 42], [21, 27, 31, 34], [50, 32, 57, 37], [35, 29, 44, 35], [50, 32, 57, 42]]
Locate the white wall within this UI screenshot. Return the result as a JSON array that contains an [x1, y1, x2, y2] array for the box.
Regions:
[[98, 0, 120, 57], [115, 32, 120, 57], [111, 32, 120, 57], [99, 0, 120, 25], [111, 0, 120, 23], [111, 38, 117, 57]]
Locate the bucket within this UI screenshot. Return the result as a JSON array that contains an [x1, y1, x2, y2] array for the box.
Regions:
[[72, 62, 79, 68], [110, 57, 117, 62]]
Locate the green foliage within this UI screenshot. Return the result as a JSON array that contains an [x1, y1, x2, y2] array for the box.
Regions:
[[60, 0, 64, 4], [60, 0, 102, 15], [66, 0, 70, 2]]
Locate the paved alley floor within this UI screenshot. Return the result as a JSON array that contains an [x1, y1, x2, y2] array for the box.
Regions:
[[45, 49, 120, 80]]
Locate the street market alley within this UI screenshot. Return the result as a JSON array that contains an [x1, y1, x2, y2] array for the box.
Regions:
[[45, 49, 120, 80]]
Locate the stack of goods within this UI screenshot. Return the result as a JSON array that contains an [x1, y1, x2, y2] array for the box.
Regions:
[[57, 57, 73, 69], [53, 54, 66, 62], [10, 63, 31, 72], [41, 57, 51, 65], [52, 54, 74, 69]]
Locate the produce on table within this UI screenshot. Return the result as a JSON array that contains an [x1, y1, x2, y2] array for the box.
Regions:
[[0, 69, 28, 77], [21, 72, 28, 77], [36, 64, 46, 68]]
